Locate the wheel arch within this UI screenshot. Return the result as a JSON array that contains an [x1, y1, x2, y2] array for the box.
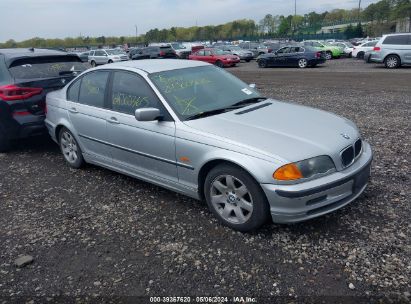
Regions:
[[197, 158, 262, 201], [383, 53, 401, 63]]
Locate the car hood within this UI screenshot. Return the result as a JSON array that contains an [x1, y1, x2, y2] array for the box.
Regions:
[[183, 100, 359, 163]]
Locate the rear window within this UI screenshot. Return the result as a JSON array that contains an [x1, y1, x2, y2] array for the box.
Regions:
[[382, 35, 411, 45], [8, 56, 87, 80]]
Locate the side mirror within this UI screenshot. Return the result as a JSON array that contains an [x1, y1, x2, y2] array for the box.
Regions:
[[135, 108, 161, 121], [249, 84, 256, 89]]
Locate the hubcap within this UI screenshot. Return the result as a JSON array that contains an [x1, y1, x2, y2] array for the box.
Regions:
[[326, 53, 332, 60], [61, 131, 78, 164], [210, 175, 253, 224], [387, 57, 397, 67], [299, 59, 307, 68]]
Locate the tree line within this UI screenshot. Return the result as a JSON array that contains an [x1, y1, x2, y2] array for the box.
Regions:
[[0, 0, 409, 49]]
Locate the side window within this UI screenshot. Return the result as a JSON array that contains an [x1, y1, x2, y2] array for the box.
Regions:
[[89, 51, 94, 56], [197, 50, 205, 56], [67, 78, 81, 102], [204, 50, 212, 56], [383, 35, 409, 45], [78, 71, 109, 107], [110, 71, 161, 115]]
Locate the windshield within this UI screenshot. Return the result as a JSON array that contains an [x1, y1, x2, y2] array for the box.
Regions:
[[149, 66, 261, 120], [106, 49, 124, 55], [212, 49, 227, 55], [171, 43, 185, 50], [230, 46, 242, 51]]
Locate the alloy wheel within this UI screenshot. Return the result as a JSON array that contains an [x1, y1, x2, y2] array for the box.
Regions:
[[386, 56, 399, 68], [60, 131, 79, 164], [210, 175, 253, 224], [325, 52, 332, 60], [298, 58, 308, 68]]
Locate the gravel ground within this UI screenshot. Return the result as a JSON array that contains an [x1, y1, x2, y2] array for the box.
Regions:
[[0, 59, 410, 303]]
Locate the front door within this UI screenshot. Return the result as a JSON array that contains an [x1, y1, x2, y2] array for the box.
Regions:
[[105, 70, 178, 183]]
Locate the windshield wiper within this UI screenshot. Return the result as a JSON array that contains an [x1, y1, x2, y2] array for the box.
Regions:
[[185, 108, 231, 121], [228, 97, 267, 109], [59, 70, 83, 76]]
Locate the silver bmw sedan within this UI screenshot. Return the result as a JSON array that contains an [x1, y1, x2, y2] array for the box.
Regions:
[[45, 60, 372, 232]]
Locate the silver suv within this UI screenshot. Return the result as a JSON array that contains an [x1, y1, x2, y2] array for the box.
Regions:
[[88, 49, 128, 67], [368, 33, 411, 68]]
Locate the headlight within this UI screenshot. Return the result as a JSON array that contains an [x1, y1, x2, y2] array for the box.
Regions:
[[273, 156, 335, 181]]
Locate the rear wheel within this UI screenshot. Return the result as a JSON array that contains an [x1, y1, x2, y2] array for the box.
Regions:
[[59, 128, 84, 168], [384, 55, 401, 69], [245, 59, 251, 62], [90, 60, 96, 67], [204, 164, 270, 232], [0, 129, 10, 153], [325, 51, 332, 60], [357, 52, 365, 60], [298, 58, 308, 68], [215, 60, 224, 68], [108, 60, 113, 64], [258, 59, 268, 68]]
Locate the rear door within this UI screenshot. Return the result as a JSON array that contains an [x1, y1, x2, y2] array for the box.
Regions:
[[94, 50, 107, 64], [66, 70, 112, 161]]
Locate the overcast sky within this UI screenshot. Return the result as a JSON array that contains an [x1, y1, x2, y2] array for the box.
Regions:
[[0, 0, 379, 42]]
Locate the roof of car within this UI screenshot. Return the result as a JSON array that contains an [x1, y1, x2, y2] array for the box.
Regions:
[[94, 59, 209, 74], [0, 48, 69, 58]]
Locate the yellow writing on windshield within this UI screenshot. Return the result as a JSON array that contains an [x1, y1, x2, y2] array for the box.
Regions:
[[174, 95, 201, 115], [153, 74, 212, 94]]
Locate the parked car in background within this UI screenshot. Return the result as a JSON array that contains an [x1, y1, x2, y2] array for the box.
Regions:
[[239, 42, 261, 57], [367, 33, 411, 68], [330, 42, 354, 57], [257, 46, 326, 68], [73, 51, 90, 62], [129, 48, 151, 60], [135, 46, 177, 60], [170, 43, 191, 59], [0, 48, 87, 151], [88, 49, 129, 67], [352, 41, 378, 59], [216, 45, 254, 62], [45, 59, 372, 232], [189, 48, 240, 67], [303, 41, 343, 60]]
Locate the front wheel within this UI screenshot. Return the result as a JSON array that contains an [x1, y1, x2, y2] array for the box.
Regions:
[[384, 55, 401, 69], [90, 60, 96, 67], [298, 58, 308, 68], [245, 59, 251, 62], [108, 60, 113, 64], [204, 164, 270, 232], [357, 52, 365, 60], [258, 59, 268, 68], [215, 60, 224, 68], [59, 128, 84, 169], [325, 52, 332, 60]]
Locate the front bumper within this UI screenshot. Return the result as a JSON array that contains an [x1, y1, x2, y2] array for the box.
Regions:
[[261, 141, 373, 224]]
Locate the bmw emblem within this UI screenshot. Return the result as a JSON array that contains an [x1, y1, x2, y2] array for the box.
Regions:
[[341, 133, 351, 140]]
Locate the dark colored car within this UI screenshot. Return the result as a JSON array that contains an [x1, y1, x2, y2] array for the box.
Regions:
[[0, 48, 87, 151], [76, 51, 90, 62], [257, 46, 326, 68], [129, 48, 150, 60], [131, 46, 177, 60]]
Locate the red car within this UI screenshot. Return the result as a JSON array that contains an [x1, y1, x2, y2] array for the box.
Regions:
[[189, 48, 240, 67]]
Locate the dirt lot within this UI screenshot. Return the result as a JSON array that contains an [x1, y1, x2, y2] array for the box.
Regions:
[[0, 59, 410, 303]]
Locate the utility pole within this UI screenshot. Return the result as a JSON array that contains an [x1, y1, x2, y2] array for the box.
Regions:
[[294, 0, 297, 17], [135, 25, 138, 45]]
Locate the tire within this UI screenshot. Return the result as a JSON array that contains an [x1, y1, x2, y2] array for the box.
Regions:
[[215, 60, 224, 68], [108, 60, 113, 64], [0, 129, 10, 153], [357, 52, 365, 60], [325, 51, 332, 60], [348, 52, 352, 58], [258, 59, 268, 68], [204, 164, 270, 232], [59, 128, 84, 169], [90, 60, 96, 67], [298, 58, 308, 69], [245, 59, 251, 62], [384, 55, 401, 69]]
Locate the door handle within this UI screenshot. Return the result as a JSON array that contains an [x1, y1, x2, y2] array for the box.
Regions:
[[107, 117, 120, 124], [68, 107, 78, 114]]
